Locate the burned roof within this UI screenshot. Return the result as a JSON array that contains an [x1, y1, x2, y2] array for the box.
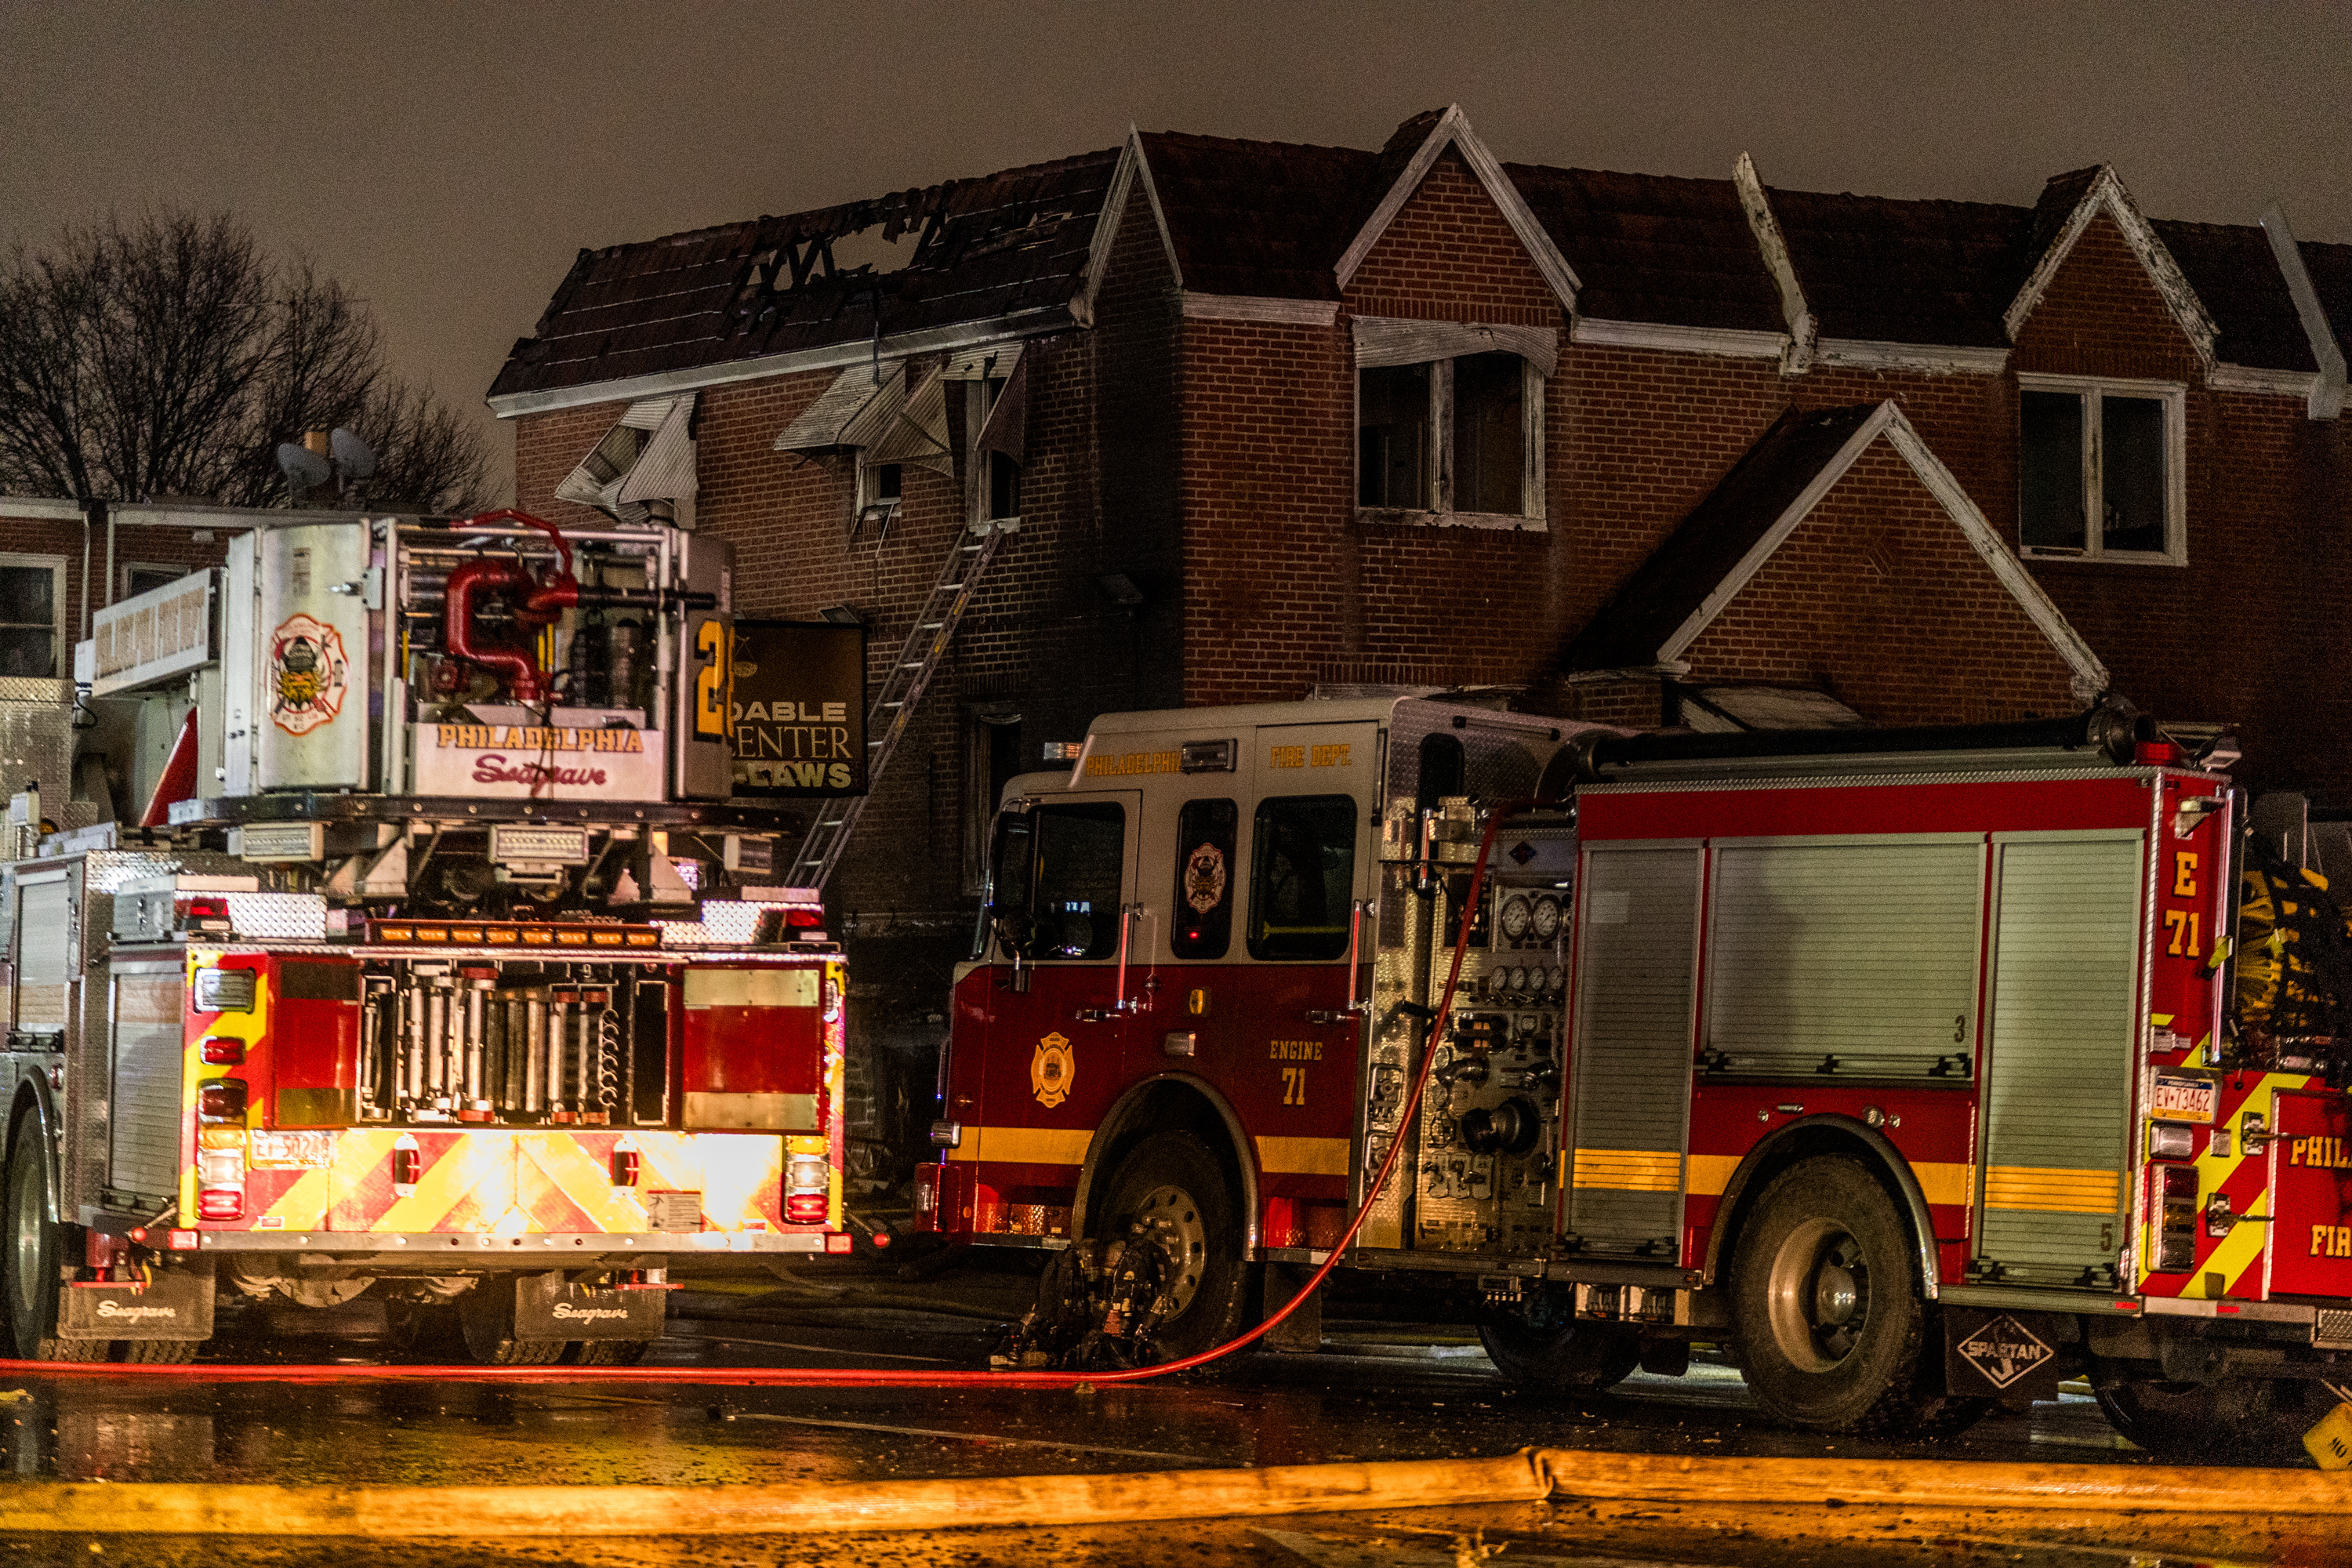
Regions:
[[488, 148, 1120, 402], [1508, 165, 1783, 334], [1766, 187, 2032, 348], [1558, 405, 1882, 673]]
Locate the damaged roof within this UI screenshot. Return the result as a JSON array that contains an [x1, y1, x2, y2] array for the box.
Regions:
[[492, 114, 2352, 408], [1558, 405, 1882, 673], [488, 148, 1120, 403]]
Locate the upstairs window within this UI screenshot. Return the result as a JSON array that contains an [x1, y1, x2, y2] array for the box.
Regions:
[[2017, 376, 2184, 564], [1353, 320, 1552, 529], [0, 557, 62, 679]]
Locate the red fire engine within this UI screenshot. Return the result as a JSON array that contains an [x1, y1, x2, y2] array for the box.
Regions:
[[1, 507, 848, 1367], [920, 694, 2352, 1457]]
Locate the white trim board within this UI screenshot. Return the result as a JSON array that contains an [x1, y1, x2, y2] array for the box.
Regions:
[[1571, 318, 1788, 359], [1070, 134, 1147, 329], [1733, 152, 1817, 375], [1332, 105, 1581, 313], [1181, 293, 1339, 325], [2003, 166, 2218, 367], [1653, 400, 2110, 704], [2259, 203, 2347, 421]]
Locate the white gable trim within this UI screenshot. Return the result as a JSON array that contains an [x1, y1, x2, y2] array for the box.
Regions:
[[2209, 362, 2325, 400], [1733, 152, 1817, 375], [1817, 339, 2009, 376], [2259, 203, 2348, 420], [1656, 401, 2110, 702], [1071, 133, 1148, 328], [1572, 318, 1788, 359], [1332, 105, 1581, 312], [2003, 167, 2218, 367], [1131, 127, 1184, 290]]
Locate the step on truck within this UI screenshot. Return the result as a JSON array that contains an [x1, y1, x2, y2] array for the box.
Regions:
[[2, 507, 848, 1366], [920, 694, 2352, 1457]]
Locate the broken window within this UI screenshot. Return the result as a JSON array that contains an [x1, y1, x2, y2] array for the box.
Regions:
[[1353, 320, 1552, 526], [554, 394, 699, 524], [963, 352, 1026, 528], [2016, 376, 2183, 563]]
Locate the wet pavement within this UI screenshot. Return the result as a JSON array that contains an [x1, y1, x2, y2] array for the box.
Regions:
[[1, 1260, 2343, 1565]]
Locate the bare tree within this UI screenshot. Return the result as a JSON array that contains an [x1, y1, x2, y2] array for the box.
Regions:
[[0, 209, 492, 511]]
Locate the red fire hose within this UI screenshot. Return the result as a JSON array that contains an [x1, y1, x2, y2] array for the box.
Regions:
[[0, 805, 1535, 1385]]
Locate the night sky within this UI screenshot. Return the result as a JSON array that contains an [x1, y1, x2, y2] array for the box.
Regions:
[[5, 2, 2347, 499]]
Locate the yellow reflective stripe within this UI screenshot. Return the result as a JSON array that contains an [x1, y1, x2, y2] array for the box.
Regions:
[[372, 1134, 506, 1232], [1912, 1161, 1975, 1207], [260, 1167, 332, 1229], [518, 1134, 641, 1233], [946, 1127, 1093, 1166], [1685, 1155, 1738, 1196], [1255, 1136, 1348, 1177], [1984, 1165, 2120, 1214], [1573, 1149, 1681, 1192]]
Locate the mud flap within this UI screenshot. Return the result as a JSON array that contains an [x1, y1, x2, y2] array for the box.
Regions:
[[510, 1271, 666, 1341], [1258, 1261, 1323, 1353], [60, 1265, 215, 1341], [1941, 1305, 2067, 1401]]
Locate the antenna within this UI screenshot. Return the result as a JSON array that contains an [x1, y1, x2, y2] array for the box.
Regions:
[[277, 441, 332, 503], [331, 426, 378, 481]]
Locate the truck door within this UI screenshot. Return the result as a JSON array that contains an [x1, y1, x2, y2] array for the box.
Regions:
[[1976, 832, 2143, 1288], [1565, 842, 1701, 1258], [969, 792, 1141, 1190]]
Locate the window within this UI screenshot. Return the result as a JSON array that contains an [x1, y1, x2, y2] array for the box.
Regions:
[[2016, 376, 2184, 563], [962, 708, 1022, 896], [990, 802, 1125, 960], [122, 563, 187, 601], [1171, 799, 1239, 960], [853, 453, 902, 542], [1354, 317, 1551, 528], [0, 557, 64, 679], [1248, 794, 1357, 961]]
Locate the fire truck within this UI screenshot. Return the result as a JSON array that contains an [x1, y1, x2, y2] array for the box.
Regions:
[[922, 693, 2352, 1457], [1, 508, 847, 1366]]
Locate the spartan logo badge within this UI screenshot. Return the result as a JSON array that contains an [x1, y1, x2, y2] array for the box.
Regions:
[[1031, 1031, 1074, 1109], [268, 613, 349, 735], [1956, 1312, 2056, 1390]]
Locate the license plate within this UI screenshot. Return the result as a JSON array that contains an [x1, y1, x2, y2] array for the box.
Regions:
[[2150, 1073, 2218, 1123]]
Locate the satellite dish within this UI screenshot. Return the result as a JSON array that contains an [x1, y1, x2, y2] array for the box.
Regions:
[[277, 441, 332, 500], [331, 426, 377, 481]]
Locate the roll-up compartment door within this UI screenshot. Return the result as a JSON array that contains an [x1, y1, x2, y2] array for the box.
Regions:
[[15, 874, 71, 1033], [1978, 833, 2142, 1286], [108, 960, 185, 1200], [1704, 839, 1983, 1079], [1567, 845, 1700, 1254], [682, 966, 826, 1131]]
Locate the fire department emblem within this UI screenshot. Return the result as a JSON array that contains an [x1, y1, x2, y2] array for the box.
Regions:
[[268, 614, 348, 735], [1184, 841, 1227, 915], [1031, 1031, 1074, 1109]]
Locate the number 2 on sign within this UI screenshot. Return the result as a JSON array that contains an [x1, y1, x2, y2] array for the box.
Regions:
[[1281, 1066, 1306, 1106], [2164, 909, 2201, 958]]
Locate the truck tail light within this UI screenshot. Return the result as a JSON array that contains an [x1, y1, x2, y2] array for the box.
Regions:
[[197, 1078, 248, 1122], [785, 907, 825, 930], [2153, 1163, 2199, 1272], [200, 1036, 245, 1065], [196, 1144, 245, 1221], [612, 1149, 641, 1187], [785, 1152, 829, 1224], [391, 1144, 422, 1189]]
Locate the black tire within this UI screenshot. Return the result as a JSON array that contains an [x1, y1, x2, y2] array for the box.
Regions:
[[114, 1338, 199, 1364], [1730, 1155, 1987, 1435], [568, 1337, 653, 1367], [3, 1122, 96, 1363], [1098, 1131, 1248, 1362], [458, 1280, 564, 1366], [2094, 1375, 2318, 1464], [1479, 1315, 1641, 1393]]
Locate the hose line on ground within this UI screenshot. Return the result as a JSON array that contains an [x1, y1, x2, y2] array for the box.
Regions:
[[0, 804, 1534, 1387]]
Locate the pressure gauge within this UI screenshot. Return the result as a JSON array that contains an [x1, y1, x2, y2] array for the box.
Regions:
[[1508, 965, 1530, 993], [1531, 895, 1562, 942], [1499, 895, 1532, 942]]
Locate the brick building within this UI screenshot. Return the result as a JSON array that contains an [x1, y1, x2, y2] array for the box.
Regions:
[[488, 107, 2352, 1014]]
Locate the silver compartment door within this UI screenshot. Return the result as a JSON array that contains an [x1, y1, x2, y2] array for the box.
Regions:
[[107, 960, 184, 1202], [14, 873, 72, 1033], [1704, 838, 1984, 1078], [252, 523, 368, 789], [1566, 844, 1700, 1254], [1977, 833, 2143, 1286]]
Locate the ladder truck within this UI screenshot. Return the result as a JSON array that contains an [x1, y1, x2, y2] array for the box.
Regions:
[[920, 694, 2352, 1458], [2, 508, 848, 1366]]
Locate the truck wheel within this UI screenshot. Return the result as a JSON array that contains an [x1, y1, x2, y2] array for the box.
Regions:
[[568, 1338, 653, 1367], [1479, 1317, 1640, 1393], [114, 1339, 198, 1364], [1730, 1156, 1985, 1435], [3, 1125, 96, 1363], [2094, 1376, 2314, 1463], [1100, 1132, 1248, 1362]]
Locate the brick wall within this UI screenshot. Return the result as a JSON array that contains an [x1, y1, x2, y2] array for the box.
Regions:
[[0, 510, 233, 677]]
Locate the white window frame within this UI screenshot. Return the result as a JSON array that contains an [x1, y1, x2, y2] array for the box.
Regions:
[[1354, 355, 1547, 531], [2015, 372, 2187, 566], [965, 379, 1022, 532], [0, 553, 66, 681]]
